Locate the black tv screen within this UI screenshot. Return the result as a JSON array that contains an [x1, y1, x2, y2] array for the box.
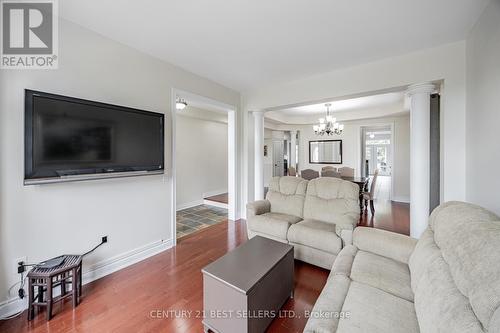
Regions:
[[25, 90, 164, 184]]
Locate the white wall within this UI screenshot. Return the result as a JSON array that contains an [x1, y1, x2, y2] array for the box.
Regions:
[[0, 19, 240, 314], [176, 111, 228, 209], [466, 0, 500, 215], [392, 116, 411, 202], [295, 115, 410, 201], [243, 41, 467, 209]]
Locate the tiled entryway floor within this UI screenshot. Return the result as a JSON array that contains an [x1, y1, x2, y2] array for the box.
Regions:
[[176, 205, 228, 239]]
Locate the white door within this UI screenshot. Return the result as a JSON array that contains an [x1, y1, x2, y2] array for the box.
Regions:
[[273, 140, 284, 176], [366, 145, 392, 176]]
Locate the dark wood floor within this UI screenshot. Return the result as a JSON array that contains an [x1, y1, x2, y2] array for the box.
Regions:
[[204, 193, 228, 204], [0, 200, 409, 333], [359, 200, 410, 236]]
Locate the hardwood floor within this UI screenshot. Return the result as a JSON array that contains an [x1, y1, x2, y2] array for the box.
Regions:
[[0, 200, 408, 333], [203, 193, 229, 204], [359, 200, 410, 236], [373, 175, 391, 201]]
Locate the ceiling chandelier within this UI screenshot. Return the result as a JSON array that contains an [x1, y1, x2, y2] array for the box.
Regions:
[[313, 103, 344, 136]]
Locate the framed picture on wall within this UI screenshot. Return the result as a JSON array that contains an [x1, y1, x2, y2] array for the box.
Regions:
[[309, 140, 342, 164]]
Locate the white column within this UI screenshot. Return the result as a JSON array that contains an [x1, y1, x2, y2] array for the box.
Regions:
[[407, 82, 435, 238], [253, 111, 265, 200], [290, 130, 297, 170], [227, 110, 236, 221]]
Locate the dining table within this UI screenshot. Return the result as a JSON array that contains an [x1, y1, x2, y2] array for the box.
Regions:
[[341, 176, 370, 214]]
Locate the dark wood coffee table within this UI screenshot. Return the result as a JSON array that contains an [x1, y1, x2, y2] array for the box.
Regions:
[[202, 236, 294, 333]]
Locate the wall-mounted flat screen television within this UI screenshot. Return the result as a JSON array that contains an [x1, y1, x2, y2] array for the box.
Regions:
[[25, 90, 164, 184]]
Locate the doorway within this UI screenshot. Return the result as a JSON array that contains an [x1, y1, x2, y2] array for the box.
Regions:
[[272, 140, 284, 177], [361, 125, 393, 200], [170, 89, 237, 245]]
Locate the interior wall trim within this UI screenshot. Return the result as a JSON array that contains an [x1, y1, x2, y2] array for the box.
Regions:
[[176, 200, 204, 211], [392, 196, 410, 203]]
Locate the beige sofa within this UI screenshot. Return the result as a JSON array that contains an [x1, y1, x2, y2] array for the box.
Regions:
[[304, 201, 500, 333], [246, 176, 360, 269]]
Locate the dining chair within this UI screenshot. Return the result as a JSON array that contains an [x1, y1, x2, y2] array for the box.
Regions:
[[338, 167, 355, 178], [362, 169, 379, 215], [301, 169, 319, 180], [321, 166, 336, 173], [288, 166, 297, 176], [321, 170, 341, 178]]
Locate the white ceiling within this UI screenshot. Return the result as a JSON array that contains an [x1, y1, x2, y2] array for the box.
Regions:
[[274, 92, 405, 116], [60, 0, 489, 92], [265, 91, 407, 124]]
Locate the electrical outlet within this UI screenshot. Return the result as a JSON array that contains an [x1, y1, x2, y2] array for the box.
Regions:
[[102, 236, 108, 243], [14, 256, 27, 274]]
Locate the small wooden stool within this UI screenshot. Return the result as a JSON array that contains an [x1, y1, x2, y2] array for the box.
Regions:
[[27, 255, 82, 321]]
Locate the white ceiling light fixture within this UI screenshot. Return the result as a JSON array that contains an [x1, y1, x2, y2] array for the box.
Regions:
[[176, 98, 187, 110], [313, 103, 344, 136]]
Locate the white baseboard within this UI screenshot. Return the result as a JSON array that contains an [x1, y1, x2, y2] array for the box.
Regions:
[[176, 199, 204, 211], [202, 189, 227, 198], [392, 196, 410, 203], [203, 199, 228, 209], [0, 296, 27, 320], [0, 238, 173, 319], [82, 238, 173, 285]]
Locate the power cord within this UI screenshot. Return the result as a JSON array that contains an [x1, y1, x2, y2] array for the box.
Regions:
[[18, 272, 25, 299], [0, 274, 27, 320], [82, 237, 107, 257]]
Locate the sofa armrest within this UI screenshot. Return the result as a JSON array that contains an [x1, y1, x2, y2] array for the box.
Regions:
[[353, 227, 417, 264], [334, 213, 359, 245], [246, 200, 271, 218]]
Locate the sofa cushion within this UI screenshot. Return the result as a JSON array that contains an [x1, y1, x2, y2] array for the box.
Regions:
[[303, 177, 359, 225], [292, 243, 337, 270], [350, 250, 413, 302], [337, 281, 419, 333], [247, 230, 288, 243], [287, 219, 342, 254], [247, 212, 301, 240], [267, 176, 308, 218], [426, 201, 500, 331]]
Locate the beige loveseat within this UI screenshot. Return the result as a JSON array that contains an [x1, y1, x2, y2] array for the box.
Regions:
[[304, 201, 500, 333], [246, 176, 360, 269]]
